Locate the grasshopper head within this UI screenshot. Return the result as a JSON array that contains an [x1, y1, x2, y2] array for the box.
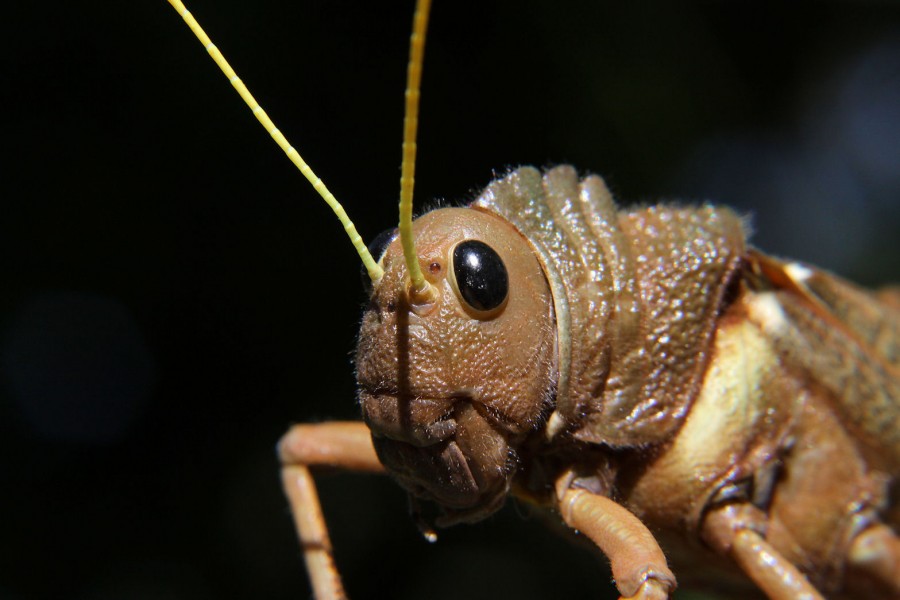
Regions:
[[356, 207, 556, 526]]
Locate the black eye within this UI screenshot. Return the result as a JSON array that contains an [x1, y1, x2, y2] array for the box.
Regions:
[[452, 240, 509, 313], [361, 228, 397, 292]]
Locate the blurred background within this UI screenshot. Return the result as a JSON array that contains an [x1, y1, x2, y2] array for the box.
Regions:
[[2, 1, 898, 598]]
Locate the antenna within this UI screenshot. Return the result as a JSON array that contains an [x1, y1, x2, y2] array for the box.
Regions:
[[398, 0, 436, 303], [166, 0, 384, 282]]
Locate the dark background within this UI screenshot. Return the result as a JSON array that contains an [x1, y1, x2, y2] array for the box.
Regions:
[[2, 1, 898, 599]]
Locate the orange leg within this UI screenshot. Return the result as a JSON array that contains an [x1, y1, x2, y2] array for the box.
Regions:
[[847, 522, 900, 594], [701, 504, 824, 600], [278, 422, 385, 600], [556, 488, 676, 600]]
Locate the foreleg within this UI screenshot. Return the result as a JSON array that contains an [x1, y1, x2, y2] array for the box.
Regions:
[[556, 488, 676, 600], [278, 422, 385, 600]]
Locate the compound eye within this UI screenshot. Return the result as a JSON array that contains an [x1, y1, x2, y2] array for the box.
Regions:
[[452, 240, 509, 314], [361, 227, 397, 292]]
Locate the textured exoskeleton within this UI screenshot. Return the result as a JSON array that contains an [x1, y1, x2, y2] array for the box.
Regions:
[[281, 165, 900, 599], [162, 0, 898, 596]]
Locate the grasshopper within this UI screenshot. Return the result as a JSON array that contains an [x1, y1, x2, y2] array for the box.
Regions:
[[166, 1, 899, 598]]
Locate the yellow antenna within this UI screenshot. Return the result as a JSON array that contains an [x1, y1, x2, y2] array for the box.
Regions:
[[167, 0, 384, 282], [399, 0, 436, 302]]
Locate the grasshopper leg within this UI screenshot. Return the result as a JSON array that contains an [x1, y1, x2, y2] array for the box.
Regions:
[[701, 503, 824, 600], [278, 422, 385, 600], [847, 522, 900, 594], [556, 488, 676, 600]]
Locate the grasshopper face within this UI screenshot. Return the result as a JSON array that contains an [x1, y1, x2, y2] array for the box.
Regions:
[[356, 207, 556, 525]]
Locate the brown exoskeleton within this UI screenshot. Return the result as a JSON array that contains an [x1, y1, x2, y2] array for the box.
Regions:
[[283, 165, 900, 599], [168, 0, 899, 597]]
